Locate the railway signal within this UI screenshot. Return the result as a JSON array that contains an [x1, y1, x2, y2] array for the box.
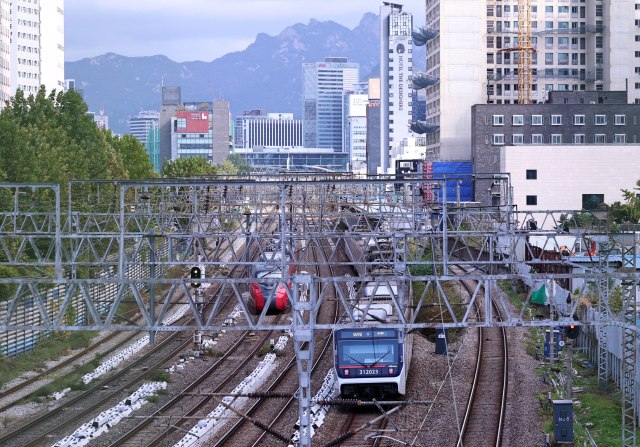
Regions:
[[565, 315, 580, 339], [190, 266, 201, 288]]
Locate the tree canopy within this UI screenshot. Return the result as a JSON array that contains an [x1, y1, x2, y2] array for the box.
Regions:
[[161, 156, 218, 178], [0, 88, 156, 187]]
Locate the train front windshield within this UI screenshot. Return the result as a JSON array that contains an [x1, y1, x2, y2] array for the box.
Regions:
[[337, 339, 399, 367]]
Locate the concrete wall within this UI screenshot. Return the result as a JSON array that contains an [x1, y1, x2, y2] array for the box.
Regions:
[[210, 101, 231, 165], [502, 145, 640, 211]]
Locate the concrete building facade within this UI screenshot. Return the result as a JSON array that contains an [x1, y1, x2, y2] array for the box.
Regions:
[[472, 91, 640, 207], [423, 0, 640, 161], [343, 83, 369, 169], [129, 111, 160, 144], [236, 112, 303, 150], [303, 57, 359, 152], [366, 102, 382, 175], [0, 0, 10, 108], [381, 3, 414, 172], [11, 0, 64, 96]]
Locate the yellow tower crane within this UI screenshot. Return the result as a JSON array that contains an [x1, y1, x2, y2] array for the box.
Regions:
[[517, 0, 534, 104]]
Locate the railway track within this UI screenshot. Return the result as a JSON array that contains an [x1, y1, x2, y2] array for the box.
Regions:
[[0, 229, 268, 447], [216, 236, 341, 447], [453, 264, 508, 447], [0, 234, 246, 414]]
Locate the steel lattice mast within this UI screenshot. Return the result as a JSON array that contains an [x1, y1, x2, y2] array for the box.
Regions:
[[517, 0, 534, 104]]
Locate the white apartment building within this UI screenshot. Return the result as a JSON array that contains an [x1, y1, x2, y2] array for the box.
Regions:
[[0, 0, 10, 108], [423, 0, 640, 161], [11, 0, 64, 96], [381, 3, 414, 173], [303, 57, 359, 152]]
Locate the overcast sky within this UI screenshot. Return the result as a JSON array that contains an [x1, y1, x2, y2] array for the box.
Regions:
[[65, 0, 425, 62]]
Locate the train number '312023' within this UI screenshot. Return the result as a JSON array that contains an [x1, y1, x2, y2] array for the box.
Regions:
[[358, 369, 380, 375]]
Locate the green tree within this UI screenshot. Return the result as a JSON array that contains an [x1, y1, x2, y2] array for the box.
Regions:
[[225, 154, 252, 175], [161, 156, 217, 178], [104, 131, 156, 180], [216, 159, 239, 176]]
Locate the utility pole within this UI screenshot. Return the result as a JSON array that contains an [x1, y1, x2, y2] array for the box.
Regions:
[[566, 343, 573, 400], [549, 280, 555, 366]]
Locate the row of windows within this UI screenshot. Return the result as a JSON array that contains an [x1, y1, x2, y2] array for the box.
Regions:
[[18, 58, 37, 66], [491, 133, 628, 145], [17, 46, 38, 53], [17, 72, 37, 79], [17, 6, 38, 14], [491, 114, 628, 126], [524, 194, 605, 210], [17, 20, 38, 27], [488, 20, 584, 31]]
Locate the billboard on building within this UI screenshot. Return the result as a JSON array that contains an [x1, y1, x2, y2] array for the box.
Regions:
[[369, 79, 381, 100], [349, 94, 369, 117], [176, 111, 209, 133]]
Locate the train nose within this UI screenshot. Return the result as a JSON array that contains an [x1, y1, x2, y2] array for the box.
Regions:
[[362, 386, 376, 400]]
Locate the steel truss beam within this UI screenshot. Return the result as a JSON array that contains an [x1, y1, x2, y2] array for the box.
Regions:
[[0, 177, 637, 446]]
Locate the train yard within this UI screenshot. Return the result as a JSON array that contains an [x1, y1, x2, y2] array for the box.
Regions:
[[0, 175, 636, 446]]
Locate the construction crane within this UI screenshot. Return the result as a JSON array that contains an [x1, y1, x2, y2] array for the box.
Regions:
[[208, 80, 216, 102], [517, 0, 534, 104]]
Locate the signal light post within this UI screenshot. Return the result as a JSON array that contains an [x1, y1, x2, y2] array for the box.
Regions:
[[191, 265, 203, 350]]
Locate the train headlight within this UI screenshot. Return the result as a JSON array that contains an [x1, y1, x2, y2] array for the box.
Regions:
[[388, 368, 394, 375], [344, 370, 349, 376]]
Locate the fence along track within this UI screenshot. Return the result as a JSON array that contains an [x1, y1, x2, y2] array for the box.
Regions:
[[210, 236, 340, 447], [453, 264, 507, 447], [0, 231, 262, 447]]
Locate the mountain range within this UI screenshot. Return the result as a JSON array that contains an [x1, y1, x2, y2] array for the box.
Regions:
[[65, 13, 387, 135]]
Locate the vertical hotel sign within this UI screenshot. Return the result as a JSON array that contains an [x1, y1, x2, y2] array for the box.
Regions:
[[419, 162, 434, 203], [397, 44, 406, 111]]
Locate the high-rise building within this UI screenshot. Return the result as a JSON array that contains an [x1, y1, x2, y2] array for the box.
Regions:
[[166, 100, 231, 165], [129, 111, 160, 144], [380, 3, 414, 173], [94, 105, 108, 130], [424, 0, 640, 161], [303, 57, 359, 152], [235, 112, 303, 150], [144, 120, 161, 174], [11, 0, 64, 96], [0, 0, 10, 109], [343, 82, 369, 170]]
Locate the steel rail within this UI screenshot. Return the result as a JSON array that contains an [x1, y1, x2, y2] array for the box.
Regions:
[[112, 218, 280, 447], [213, 236, 339, 447], [247, 234, 344, 447], [0, 224, 244, 413], [453, 263, 508, 447], [0, 232, 257, 447]]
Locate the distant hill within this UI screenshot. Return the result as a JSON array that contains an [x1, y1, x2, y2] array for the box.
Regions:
[[65, 13, 382, 134]]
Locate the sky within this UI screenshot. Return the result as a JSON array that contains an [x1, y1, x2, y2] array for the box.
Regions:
[[65, 0, 426, 62]]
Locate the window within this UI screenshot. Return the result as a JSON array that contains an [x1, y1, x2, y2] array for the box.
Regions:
[[526, 170, 538, 180], [531, 115, 543, 125], [531, 134, 544, 144], [546, 21, 553, 29], [615, 134, 626, 143], [615, 115, 627, 125], [551, 134, 563, 144], [594, 134, 606, 143], [177, 118, 187, 130], [512, 115, 524, 125], [493, 115, 505, 125], [526, 196, 538, 206], [559, 6, 569, 13], [596, 36, 603, 48], [573, 134, 585, 143], [637, 4, 640, 9], [551, 115, 563, 125], [492, 134, 505, 145], [546, 84, 554, 91], [636, 20, 640, 26], [636, 83, 640, 89], [512, 134, 524, 144], [573, 115, 585, 125], [594, 115, 607, 125], [582, 194, 604, 211], [637, 36, 640, 41], [545, 6, 553, 13], [596, 5, 603, 16], [559, 22, 569, 29]]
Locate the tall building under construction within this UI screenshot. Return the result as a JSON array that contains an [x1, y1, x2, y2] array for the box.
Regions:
[[422, 0, 640, 161]]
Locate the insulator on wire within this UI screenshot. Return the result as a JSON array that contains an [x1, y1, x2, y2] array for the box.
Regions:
[[321, 431, 356, 447]]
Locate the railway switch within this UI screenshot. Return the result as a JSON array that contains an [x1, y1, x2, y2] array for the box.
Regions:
[[552, 400, 573, 442]]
